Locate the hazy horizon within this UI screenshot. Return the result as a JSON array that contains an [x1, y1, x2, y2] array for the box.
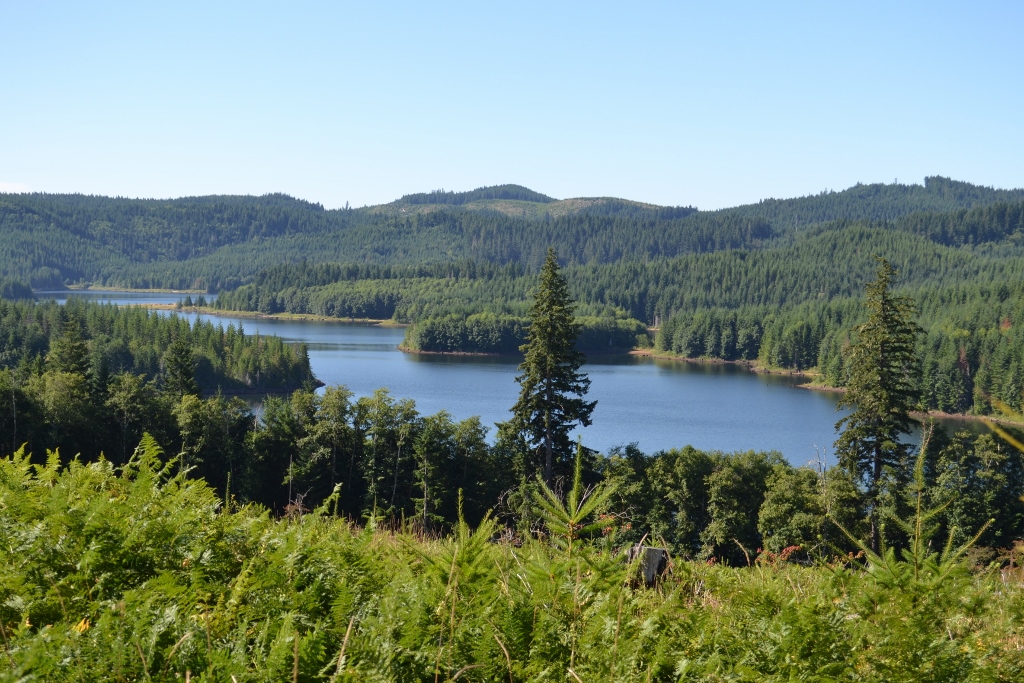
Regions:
[[3, 2, 1023, 210], [4, 175, 1022, 213]]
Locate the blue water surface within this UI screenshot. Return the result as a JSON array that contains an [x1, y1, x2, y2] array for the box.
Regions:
[[47, 290, 954, 467]]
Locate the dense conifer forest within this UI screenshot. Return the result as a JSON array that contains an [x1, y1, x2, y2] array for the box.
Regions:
[[3, 176, 1022, 290]]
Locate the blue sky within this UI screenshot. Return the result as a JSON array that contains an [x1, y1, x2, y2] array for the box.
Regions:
[[2, 1, 1022, 209]]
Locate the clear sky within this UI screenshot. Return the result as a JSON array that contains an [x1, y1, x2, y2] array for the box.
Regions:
[[2, 1, 1022, 209]]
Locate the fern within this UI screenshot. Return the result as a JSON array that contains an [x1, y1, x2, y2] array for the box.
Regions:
[[2, 434, 1024, 681]]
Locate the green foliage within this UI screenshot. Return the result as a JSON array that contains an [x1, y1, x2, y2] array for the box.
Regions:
[[410, 412, 455, 528], [399, 184, 556, 205], [5, 179, 1024, 676], [161, 332, 199, 397], [402, 314, 529, 353], [1, 299, 1022, 559], [211, 201, 1024, 330], [5, 177, 1021, 291], [2, 442, 1024, 681], [207, 205, 1024, 405], [0, 278, 34, 300], [835, 258, 922, 551], [2, 314, 522, 523], [757, 466, 827, 553], [604, 444, 714, 553], [402, 313, 644, 354], [47, 313, 91, 376], [700, 450, 785, 563], [290, 386, 358, 508], [831, 442, 994, 600], [532, 442, 618, 556], [927, 429, 1024, 549], [0, 298, 315, 396], [655, 273, 1024, 415], [24, 370, 94, 455], [757, 465, 862, 557], [176, 392, 253, 502], [509, 249, 596, 485], [104, 371, 160, 463]]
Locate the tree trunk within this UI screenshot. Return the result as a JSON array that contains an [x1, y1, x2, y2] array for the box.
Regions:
[[544, 412, 553, 487], [871, 442, 883, 554], [543, 374, 554, 486], [422, 456, 428, 530]]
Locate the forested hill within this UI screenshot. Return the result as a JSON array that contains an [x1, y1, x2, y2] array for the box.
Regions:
[[398, 183, 556, 205], [718, 175, 1024, 231], [2, 176, 1022, 291]]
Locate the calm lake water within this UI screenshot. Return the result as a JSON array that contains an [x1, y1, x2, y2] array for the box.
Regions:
[[44, 290, 983, 465]]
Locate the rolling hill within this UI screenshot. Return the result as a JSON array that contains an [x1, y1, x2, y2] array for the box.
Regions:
[[2, 176, 1022, 291]]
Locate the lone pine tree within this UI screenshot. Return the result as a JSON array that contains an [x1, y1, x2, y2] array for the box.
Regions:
[[835, 257, 921, 553], [510, 248, 596, 486]]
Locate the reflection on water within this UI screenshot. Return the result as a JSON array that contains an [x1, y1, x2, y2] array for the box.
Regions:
[[45, 290, 988, 464]]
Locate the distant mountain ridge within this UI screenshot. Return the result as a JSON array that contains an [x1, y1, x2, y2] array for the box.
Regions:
[[721, 176, 1024, 231], [1, 177, 1022, 290]]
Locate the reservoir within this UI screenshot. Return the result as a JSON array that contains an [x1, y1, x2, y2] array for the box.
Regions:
[[47, 290, 975, 466]]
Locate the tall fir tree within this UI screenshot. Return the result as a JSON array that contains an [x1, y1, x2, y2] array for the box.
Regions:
[[835, 257, 921, 553], [47, 314, 90, 376], [510, 248, 595, 486], [162, 332, 199, 397]]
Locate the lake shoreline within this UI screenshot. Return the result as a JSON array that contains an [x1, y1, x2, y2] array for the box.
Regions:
[[400, 346, 639, 357], [200, 382, 325, 398], [398, 345, 521, 357], [56, 285, 210, 294], [140, 304, 408, 326], [629, 348, 816, 377], [628, 349, 1022, 429]]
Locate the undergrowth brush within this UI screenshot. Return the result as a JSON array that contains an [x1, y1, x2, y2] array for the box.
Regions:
[[2, 440, 1023, 682]]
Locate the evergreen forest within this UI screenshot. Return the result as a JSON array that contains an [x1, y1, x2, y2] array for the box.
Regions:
[[3, 176, 1023, 291]]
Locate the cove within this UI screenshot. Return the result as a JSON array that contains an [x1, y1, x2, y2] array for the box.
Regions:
[[46, 290, 979, 466]]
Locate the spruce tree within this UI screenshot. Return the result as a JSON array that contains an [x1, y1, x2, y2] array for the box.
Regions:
[[163, 332, 199, 397], [47, 314, 90, 376], [510, 248, 595, 486], [835, 257, 921, 552]]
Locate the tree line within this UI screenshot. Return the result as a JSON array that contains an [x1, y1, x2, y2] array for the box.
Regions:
[[657, 274, 1024, 415], [0, 298, 315, 462], [209, 203, 1024, 325], [4, 187, 1024, 677], [399, 183, 556, 205], [7, 365, 1018, 562], [401, 313, 647, 354], [3, 177, 1022, 291], [208, 224, 1024, 417]]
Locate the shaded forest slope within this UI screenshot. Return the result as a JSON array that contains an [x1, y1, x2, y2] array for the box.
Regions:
[[3, 176, 1021, 291]]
